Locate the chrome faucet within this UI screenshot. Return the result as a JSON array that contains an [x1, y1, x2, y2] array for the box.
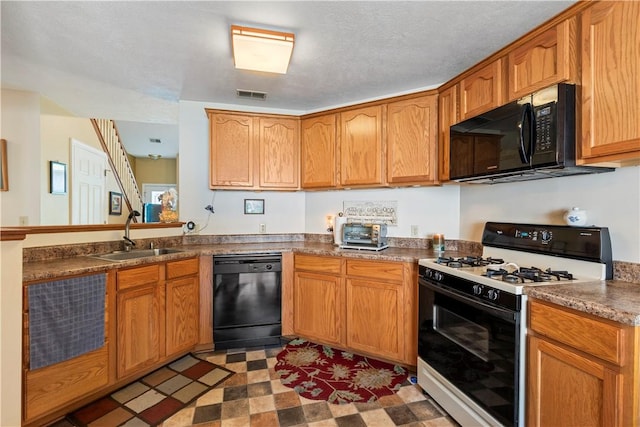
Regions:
[[123, 210, 141, 251]]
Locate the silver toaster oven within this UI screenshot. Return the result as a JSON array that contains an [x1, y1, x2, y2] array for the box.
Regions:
[[342, 223, 388, 249]]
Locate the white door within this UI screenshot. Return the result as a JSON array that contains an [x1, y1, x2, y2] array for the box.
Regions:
[[71, 139, 106, 224]]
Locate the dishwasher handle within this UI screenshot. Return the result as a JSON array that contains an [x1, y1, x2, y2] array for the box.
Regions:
[[214, 254, 282, 274]]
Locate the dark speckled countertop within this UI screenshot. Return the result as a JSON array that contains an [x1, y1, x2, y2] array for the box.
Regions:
[[22, 241, 451, 283], [22, 239, 640, 326], [525, 281, 640, 326]]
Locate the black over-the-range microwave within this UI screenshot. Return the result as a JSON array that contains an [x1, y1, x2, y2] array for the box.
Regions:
[[449, 83, 614, 184]]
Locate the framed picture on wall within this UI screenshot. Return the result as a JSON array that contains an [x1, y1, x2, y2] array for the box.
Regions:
[[49, 161, 67, 195], [109, 191, 122, 215], [244, 199, 264, 215]]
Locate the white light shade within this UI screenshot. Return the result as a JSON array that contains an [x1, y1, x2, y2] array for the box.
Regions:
[[231, 25, 294, 74]]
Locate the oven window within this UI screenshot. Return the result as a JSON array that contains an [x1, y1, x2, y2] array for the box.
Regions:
[[434, 306, 490, 361], [419, 284, 520, 426]]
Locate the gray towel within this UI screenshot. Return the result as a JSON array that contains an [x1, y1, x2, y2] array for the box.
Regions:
[[28, 274, 106, 370]]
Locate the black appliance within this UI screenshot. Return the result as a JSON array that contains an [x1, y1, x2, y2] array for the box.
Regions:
[[417, 222, 612, 426], [213, 253, 282, 349], [450, 83, 614, 183]]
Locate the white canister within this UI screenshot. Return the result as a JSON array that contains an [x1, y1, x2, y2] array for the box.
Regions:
[[563, 207, 587, 226], [333, 214, 347, 245]]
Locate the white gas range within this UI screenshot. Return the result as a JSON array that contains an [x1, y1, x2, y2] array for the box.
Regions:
[[416, 222, 612, 427]]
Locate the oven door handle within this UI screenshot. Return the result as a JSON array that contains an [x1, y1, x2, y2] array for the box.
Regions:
[[419, 279, 517, 323]]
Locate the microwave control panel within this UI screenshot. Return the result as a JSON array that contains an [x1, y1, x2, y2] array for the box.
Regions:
[[534, 102, 556, 153]]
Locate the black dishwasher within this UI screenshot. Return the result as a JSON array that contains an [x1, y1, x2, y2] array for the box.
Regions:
[[213, 253, 282, 349]]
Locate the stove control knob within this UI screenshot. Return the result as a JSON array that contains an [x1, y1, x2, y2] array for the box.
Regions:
[[540, 230, 552, 243], [434, 272, 444, 281], [487, 289, 500, 301], [472, 284, 484, 295]]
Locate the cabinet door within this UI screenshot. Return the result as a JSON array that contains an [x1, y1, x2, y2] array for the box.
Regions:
[[508, 18, 577, 100], [438, 85, 458, 182], [117, 285, 164, 378], [293, 271, 343, 346], [386, 95, 438, 185], [209, 113, 255, 188], [345, 278, 403, 362], [580, 1, 640, 162], [527, 335, 622, 427], [460, 59, 505, 120], [259, 117, 299, 189], [300, 114, 337, 189], [340, 106, 384, 186], [166, 276, 199, 357]]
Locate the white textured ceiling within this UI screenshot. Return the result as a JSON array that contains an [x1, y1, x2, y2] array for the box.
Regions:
[[1, 1, 576, 157]]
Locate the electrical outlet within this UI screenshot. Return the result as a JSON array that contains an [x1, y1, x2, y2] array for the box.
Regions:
[[259, 223, 266, 234], [411, 225, 419, 237]]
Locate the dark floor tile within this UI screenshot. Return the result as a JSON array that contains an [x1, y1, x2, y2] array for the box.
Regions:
[[335, 413, 368, 427], [246, 359, 268, 371], [407, 399, 443, 420], [247, 381, 273, 398], [225, 353, 247, 363], [385, 405, 419, 425], [220, 398, 249, 419], [222, 384, 248, 401], [192, 403, 222, 424], [302, 401, 333, 422], [277, 406, 306, 427], [50, 419, 76, 427]]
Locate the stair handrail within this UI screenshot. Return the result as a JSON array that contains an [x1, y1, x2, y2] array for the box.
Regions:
[[91, 118, 143, 220]]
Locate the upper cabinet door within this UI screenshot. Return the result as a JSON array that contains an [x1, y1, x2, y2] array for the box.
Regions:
[[209, 113, 254, 188], [438, 85, 458, 182], [508, 17, 577, 101], [340, 105, 384, 187], [460, 58, 505, 120], [300, 114, 337, 189], [386, 95, 438, 185], [258, 117, 300, 189], [580, 1, 640, 163]]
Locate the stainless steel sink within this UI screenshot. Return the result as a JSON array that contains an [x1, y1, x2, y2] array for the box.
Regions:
[[91, 248, 183, 262]]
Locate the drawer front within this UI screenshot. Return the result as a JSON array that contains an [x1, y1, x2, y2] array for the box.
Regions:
[[166, 258, 199, 280], [295, 254, 342, 274], [529, 300, 626, 366], [117, 264, 161, 290], [346, 259, 404, 282]]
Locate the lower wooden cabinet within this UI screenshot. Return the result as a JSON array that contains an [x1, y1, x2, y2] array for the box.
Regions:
[[21, 258, 200, 426], [292, 254, 417, 365], [116, 264, 164, 378], [527, 299, 639, 427]]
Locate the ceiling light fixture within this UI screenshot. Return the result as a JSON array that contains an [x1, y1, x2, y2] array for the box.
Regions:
[[231, 25, 294, 74], [148, 154, 162, 160]]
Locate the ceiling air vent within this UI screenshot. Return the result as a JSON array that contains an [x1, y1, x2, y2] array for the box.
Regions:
[[149, 138, 162, 144], [237, 89, 267, 101]]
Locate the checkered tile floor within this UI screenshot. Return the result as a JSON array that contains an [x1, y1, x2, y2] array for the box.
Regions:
[[54, 343, 459, 426]]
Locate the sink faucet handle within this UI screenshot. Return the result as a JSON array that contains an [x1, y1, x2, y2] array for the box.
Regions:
[[123, 236, 136, 246]]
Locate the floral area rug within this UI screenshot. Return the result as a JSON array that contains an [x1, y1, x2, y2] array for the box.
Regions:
[[275, 339, 407, 404]]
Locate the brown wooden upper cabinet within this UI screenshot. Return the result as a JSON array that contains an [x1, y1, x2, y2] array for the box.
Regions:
[[208, 110, 300, 190], [300, 113, 337, 189], [438, 85, 458, 182], [460, 58, 505, 120], [339, 105, 384, 187], [579, 1, 640, 164], [507, 17, 577, 101], [386, 95, 438, 185]]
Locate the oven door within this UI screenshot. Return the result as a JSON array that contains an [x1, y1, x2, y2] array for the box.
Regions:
[[418, 278, 522, 426]]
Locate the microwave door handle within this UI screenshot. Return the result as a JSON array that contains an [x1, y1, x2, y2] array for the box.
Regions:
[[518, 105, 529, 164], [519, 103, 535, 164]]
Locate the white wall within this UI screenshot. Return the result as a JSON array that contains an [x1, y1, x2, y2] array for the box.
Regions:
[[459, 166, 640, 263], [0, 89, 41, 226], [178, 100, 306, 235], [305, 186, 460, 239]]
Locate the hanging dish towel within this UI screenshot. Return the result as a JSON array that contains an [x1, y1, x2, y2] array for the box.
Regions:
[[28, 274, 106, 370]]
